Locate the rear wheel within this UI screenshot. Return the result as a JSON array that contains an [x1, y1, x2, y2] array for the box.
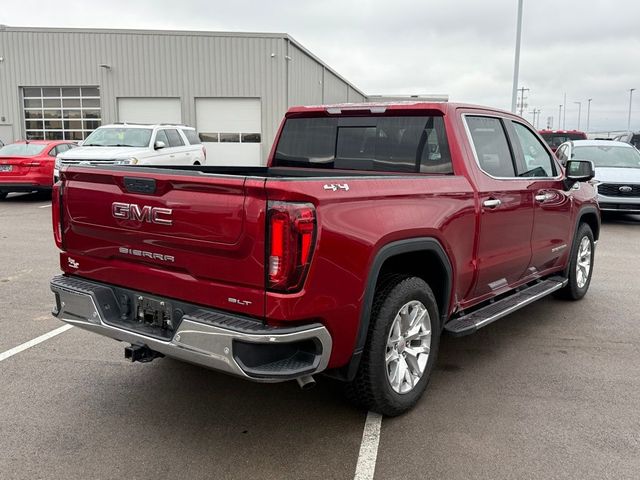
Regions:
[[193, 161, 201, 166], [345, 276, 440, 416], [557, 223, 594, 300]]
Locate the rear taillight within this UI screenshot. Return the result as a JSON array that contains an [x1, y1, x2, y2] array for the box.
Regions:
[[52, 182, 64, 249], [267, 201, 317, 292]]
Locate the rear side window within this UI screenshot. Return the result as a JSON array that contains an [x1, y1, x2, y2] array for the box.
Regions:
[[466, 116, 516, 177], [273, 116, 452, 174], [182, 129, 201, 145], [165, 129, 184, 147]]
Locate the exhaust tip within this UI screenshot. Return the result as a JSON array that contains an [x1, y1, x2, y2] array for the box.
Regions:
[[296, 375, 316, 390]]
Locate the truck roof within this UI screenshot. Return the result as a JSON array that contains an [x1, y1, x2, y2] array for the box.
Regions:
[[285, 102, 515, 117]]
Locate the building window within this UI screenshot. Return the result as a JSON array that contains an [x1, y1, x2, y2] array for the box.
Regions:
[[199, 132, 261, 143], [22, 86, 102, 141]]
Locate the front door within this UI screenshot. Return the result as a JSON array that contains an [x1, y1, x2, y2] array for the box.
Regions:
[[507, 120, 573, 274]]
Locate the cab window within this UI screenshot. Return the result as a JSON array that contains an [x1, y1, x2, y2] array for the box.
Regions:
[[165, 129, 184, 147], [556, 144, 568, 164], [154, 129, 169, 147], [511, 122, 557, 177], [466, 116, 516, 177]]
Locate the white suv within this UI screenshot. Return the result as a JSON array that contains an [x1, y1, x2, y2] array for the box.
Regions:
[[54, 123, 205, 180]]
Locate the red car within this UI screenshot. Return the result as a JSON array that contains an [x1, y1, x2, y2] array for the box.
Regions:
[[0, 140, 77, 199], [538, 129, 587, 152]]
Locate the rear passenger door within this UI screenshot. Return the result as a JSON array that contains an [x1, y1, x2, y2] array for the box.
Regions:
[[164, 128, 188, 164], [507, 121, 573, 275], [464, 115, 535, 300]]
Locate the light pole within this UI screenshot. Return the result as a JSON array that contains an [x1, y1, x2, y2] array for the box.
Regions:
[[586, 98, 592, 133], [530, 108, 540, 128], [517, 87, 529, 116], [563, 92, 567, 129], [628, 88, 635, 131], [574, 101, 582, 130], [511, 0, 524, 113], [558, 104, 562, 130]]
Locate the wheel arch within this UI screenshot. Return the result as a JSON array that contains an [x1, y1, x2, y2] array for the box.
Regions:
[[331, 237, 453, 381], [577, 206, 600, 242], [560, 205, 600, 279]]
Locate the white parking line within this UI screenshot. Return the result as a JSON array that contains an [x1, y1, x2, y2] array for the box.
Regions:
[[38, 204, 52, 208], [354, 411, 383, 480], [0, 325, 73, 362]]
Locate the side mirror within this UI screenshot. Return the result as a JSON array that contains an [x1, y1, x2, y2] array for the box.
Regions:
[[564, 159, 595, 188], [154, 140, 166, 150], [77, 140, 84, 146]]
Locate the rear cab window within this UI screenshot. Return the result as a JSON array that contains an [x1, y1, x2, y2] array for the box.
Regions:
[[273, 115, 453, 174]]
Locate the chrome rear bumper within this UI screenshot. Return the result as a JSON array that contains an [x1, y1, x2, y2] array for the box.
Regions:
[[50, 275, 332, 382]]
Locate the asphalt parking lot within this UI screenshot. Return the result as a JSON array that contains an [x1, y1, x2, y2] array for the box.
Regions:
[[1, 192, 639, 480]]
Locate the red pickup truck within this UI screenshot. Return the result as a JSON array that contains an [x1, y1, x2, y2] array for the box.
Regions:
[[50, 102, 599, 415]]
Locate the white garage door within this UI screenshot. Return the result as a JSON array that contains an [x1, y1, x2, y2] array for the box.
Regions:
[[196, 98, 262, 166], [117, 98, 182, 124]]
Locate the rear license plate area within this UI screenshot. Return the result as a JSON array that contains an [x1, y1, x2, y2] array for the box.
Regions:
[[135, 296, 173, 330], [0, 165, 13, 172]]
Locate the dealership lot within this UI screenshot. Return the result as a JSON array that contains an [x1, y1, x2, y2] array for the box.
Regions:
[[1, 193, 639, 480]]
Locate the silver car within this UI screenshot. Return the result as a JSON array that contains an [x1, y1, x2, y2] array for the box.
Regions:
[[556, 140, 640, 213]]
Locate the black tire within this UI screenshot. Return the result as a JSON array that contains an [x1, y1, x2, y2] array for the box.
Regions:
[[0, 192, 7, 200], [345, 275, 440, 416], [556, 223, 595, 300], [193, 161, 201, 166]]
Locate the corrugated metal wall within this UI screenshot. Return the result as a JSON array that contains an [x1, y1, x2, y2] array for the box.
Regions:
[[323, 70, 350, 104], [0, 27, 365, 162], [288, 44, 323, 107]]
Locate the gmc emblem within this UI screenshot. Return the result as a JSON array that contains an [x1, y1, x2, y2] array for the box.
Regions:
[[112, 202, 173, 225]]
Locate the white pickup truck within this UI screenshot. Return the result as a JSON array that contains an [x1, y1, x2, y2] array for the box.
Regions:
[[54, 123, 206, 181]]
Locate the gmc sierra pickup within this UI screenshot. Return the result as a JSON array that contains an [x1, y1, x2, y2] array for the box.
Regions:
[[50, 102, 600, 415]]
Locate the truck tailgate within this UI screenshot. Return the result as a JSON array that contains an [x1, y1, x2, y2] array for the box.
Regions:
[[59, 167, 267, 317]]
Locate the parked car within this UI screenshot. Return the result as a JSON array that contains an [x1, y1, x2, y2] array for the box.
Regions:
[[538, 129, 588, 152], [50, 102, 599, 416], [556, 139, 640, 213], [54, 123, 206, 181], [0, 140, 76, 199], [612, 131, 640, 150]]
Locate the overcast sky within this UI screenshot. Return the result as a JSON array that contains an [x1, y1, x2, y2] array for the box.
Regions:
[[3, 0, 640, 132]]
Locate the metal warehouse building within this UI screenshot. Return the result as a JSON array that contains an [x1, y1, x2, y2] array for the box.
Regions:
[[0, 26, 366, 165]]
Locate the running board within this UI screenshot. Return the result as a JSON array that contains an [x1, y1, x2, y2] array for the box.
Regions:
[[444, 276, 568, 337]]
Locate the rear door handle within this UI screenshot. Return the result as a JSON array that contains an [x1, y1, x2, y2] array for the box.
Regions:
[[483, 199, 501, 209]]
